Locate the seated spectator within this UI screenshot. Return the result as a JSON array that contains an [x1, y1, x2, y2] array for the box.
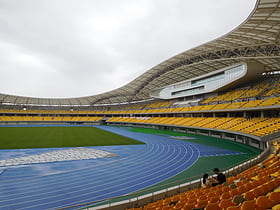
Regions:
[[212, 168, 226, 186], [201, 173, 215, 188]]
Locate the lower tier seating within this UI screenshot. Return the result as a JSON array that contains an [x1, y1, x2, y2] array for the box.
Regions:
[[107, 117, 280, 137], [127, 141, 280, 210]]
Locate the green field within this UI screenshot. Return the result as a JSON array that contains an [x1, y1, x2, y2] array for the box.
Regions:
[[0, 126, 143, 149]]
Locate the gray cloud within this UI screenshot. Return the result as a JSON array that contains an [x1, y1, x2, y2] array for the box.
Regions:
[[0, 0, 256, 98]]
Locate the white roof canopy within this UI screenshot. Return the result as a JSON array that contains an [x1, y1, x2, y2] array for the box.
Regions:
[[1, 0, 279, 106]]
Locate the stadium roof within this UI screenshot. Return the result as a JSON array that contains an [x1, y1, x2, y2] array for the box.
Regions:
[[0, 0, 280, 106]]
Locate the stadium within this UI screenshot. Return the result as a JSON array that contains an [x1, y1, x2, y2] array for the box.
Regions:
[[0, 0, 280, 209]]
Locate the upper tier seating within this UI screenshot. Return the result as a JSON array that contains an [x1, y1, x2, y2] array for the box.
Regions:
[[1, 95, 279, 116], [201, 78, 277, 104], [0, 116, 103, 122]]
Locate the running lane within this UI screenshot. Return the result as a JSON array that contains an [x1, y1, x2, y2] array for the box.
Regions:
[[0, 126, 201, 210]]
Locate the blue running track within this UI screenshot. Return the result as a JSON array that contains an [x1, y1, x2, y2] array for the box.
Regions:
[[0, 126, 241, 209]]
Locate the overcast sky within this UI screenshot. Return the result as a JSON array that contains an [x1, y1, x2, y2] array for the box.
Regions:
[[0, 0, 256, 98]]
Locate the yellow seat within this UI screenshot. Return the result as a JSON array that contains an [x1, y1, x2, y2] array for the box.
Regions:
[[255, 195, 273, 209], [205, 202, 221, 210], [240, 200, 256, 210], [183, 203, 196, 210], [243, 191, 255, 200], [220, 192, 231, 200], [268, 191, 280, 206], [196, 199, 208, 208], [208, 196, 220, 203], [272, 204, 280, 210], [219, 199, 235, 210]]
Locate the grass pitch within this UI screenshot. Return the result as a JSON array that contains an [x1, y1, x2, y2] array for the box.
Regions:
[[0, 126, 143, 149]]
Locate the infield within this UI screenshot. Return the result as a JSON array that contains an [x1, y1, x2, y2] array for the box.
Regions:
[[0, 126, 144, 149]]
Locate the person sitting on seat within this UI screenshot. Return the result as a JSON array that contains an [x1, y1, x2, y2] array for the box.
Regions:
[[201, 173, 215, 188], [212, 168, 226, 186]]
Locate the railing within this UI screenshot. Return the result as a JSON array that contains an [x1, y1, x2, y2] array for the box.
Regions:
[[58, 142, 271, 210], [262, 131, 280, 141]]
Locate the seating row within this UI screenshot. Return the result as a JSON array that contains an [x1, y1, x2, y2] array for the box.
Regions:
[[107, 117, 280, 137], [0, 116, 103, 122], [202, 79, 279, 104], [0, 96, 279, 115]]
